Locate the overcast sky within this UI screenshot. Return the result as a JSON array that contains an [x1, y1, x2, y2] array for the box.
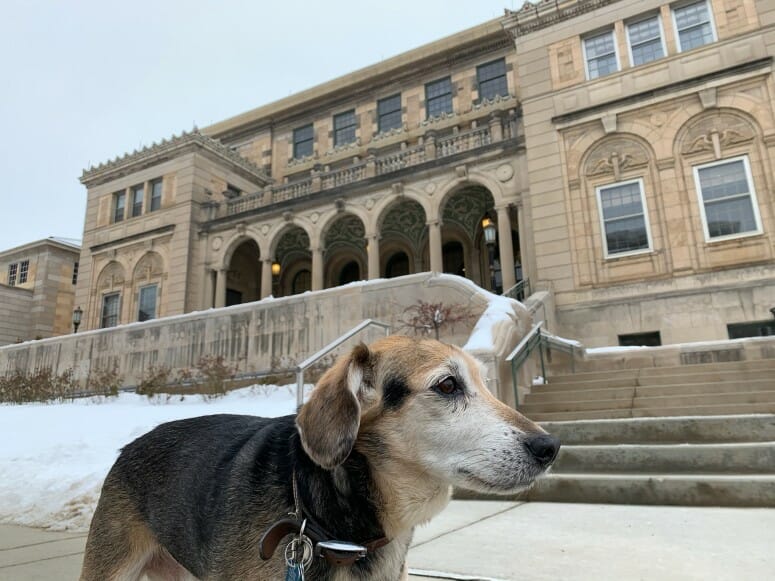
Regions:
[[0, 0, 526, 251]]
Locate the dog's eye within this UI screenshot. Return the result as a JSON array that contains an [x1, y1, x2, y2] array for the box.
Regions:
[[434, 376, 460, 396]]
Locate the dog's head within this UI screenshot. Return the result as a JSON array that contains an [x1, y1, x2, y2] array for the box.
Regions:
[[296, 335, 559, 495]]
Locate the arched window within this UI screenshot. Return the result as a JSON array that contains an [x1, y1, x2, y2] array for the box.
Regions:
[[338, 261, 360, 285], [292, 269, 311, 294], [385, 252, 410, 278], [442, 241, 465, 276]]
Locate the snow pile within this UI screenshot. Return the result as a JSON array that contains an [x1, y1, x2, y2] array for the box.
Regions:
[[0, 386, 301, 532], [463, 295, 520, 352]]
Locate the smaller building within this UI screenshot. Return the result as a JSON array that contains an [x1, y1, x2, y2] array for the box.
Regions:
[[0, 237, 81, 345]]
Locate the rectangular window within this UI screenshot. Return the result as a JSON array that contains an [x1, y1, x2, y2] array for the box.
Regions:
[[18, 260, 29, 284], [673, 0, 715, 52], [333, 110, 357, 146], [627, 15, 665, 66], [583, 30, 619, 80], [150, 179, 162, 212], [114, 191, 126, 223], [7, 263, 17, 286], [596, 179, 652, 257], [377, 94, 402, 134], [425, 77, 453, 119], [693, 156, 762, 241], [131, 184, 144, 217], [101, 293, 120, 328], [619, 331, 662, 347], [293, 124, 314, 159], [72, 261, 79, 285], [477, 58, 509, 101], [138, 284, 158, 322]]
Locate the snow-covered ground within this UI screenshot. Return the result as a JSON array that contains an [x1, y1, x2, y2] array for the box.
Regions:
[[0, 386, 302, 532]]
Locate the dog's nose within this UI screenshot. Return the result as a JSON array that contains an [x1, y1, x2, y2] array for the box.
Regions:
[[524, 434, 561, 466]]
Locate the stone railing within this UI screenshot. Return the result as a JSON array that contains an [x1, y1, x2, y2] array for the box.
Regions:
[[224, 110, 519, 217]]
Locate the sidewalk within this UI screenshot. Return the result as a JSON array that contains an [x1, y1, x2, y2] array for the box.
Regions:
[[2, 501, 774, 580]]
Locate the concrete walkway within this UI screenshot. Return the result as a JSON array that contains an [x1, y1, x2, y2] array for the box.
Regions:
[[2, 501, 774, 580]]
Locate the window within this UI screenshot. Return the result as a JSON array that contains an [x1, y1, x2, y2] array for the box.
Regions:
[[627, 15, 665, 66], [138, 284, 157, 322], [131, 184, 144, 217], [425, 77, 453, 119], [377, 94, 402, 134], [596, 179, 652, 257], [113, 191, 126, 223], [333, 110, 357, 146], [150, 179, 162, 212], [693, 156, 762, 241], [72, 261, 79, 285], [293, 124, 314, 159], [583, 30, 619, 79], [7, 263, 17, 286], [101, 293, 120, 328], [18, 260, 28, 284], [619, 331, 662, 347], [728, 320, 775, 339], [673, 0, 715, 52], [477, 58, 509, 101]]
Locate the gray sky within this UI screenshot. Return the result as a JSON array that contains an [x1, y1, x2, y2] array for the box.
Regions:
[[0, 0, 524, 251]]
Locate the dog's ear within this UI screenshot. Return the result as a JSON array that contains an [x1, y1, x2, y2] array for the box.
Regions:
[[296, 343, 373, 469]]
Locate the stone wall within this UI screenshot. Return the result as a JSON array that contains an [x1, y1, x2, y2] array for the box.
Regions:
[[0, 274, 503, 391], [0, 285, 33, 345]]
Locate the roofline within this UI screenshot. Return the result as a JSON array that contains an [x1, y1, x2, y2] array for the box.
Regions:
[[0, 237, 81, 258], [202, 17, 509, 139]]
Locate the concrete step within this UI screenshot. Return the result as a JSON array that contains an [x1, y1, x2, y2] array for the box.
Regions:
[[539, 414, 775, 445], [526, 379, 775, 403], [542, 369, 775, 392], [527, 403, 775, 422], [549, 358, 775, 384], [552, 442, 775, 474]]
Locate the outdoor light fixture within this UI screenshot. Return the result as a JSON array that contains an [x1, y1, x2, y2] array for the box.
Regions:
[[271, 262, 281, 276], [482, 216, 497, 245], [72, 305, 83, 333], [770, 306, 775, 319]]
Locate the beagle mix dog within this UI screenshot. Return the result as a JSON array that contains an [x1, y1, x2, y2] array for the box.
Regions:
[[81, 335, 559, 580]]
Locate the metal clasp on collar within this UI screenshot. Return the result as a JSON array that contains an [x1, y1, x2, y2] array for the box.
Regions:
[[315, 540, 368, 567]]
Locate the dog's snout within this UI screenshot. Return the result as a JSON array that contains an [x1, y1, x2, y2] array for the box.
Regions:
[[524, 434, 561, 466]]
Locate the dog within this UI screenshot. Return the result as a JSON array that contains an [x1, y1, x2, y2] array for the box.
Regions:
[[80, 335, 560, 580]]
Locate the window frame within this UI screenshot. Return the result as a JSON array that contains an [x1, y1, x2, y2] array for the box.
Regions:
[[377, 94, 402, 134], [101, 292, 121, 329], [625, 13, 667, 67], [582, 28, 620, 80], [131, 184, 144, 218], [671, 0, 717, 53], [149, 179, 162, 212], [18, 260, 29, 284], [476, 58, 509, 102], [292, 124, 314, 159], [425, 76, 454, 119], [333, 109, 357, 147], [692, 155, 763, 243], [137, 283, 158, 322], [7, 263, 18, 286], [72, 261, 79, 285], [113, 190, 126, 223], [595, 177, 654, 259]]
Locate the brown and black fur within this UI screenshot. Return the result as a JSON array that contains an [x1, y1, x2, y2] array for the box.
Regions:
[[81, 336, 559, 580]]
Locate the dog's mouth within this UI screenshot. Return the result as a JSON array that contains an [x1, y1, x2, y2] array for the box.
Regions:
[[456, 463, 547, 494]]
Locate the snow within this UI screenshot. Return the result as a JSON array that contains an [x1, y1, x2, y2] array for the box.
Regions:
[[463, 295, 519, 352], [0, 385, 305, 532]]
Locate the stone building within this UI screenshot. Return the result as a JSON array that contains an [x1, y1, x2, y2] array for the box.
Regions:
[[0, 237, 81, 345], [74, 0, 775, 347]]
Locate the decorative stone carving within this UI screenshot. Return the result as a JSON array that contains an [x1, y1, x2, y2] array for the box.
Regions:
[[335, 198, 346, 213], [496, 164, 514, 182], [260, 224, 270, 236], [211, 236, 222, 251], [424, 182, 437, 194], [585, 138, 650, 180], [680, 113, 755, 157], [309, 212, 320, 224], [282, 211, 293, 222], [324, 214, 365, 251]]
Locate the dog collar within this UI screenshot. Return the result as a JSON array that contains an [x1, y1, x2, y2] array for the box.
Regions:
[[258, 471, 390, 567]]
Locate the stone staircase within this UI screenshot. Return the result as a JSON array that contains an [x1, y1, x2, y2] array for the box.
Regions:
[[524, 414, 775, 507], [520, 358, 775, 422]]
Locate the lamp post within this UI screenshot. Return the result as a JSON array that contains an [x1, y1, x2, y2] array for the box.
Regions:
[[271, 262, 281, 295], [72, 305, 83, 333], [482, 216, 497, 292]]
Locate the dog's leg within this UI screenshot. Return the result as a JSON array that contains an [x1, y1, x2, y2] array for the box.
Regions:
[[399, 561, 409, 581], [80, 480, 159, 581]]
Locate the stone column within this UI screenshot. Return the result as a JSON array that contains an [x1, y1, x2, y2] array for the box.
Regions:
[[367, 234, 380, 280], [203, 268, 214, 309], [261, 259, 273, 299], [311, 246, 324, 291], [516, 201, 532, 286], [215, 269, 227, 308], [496, 205, 516, 291], [428, 220, 443, 273]]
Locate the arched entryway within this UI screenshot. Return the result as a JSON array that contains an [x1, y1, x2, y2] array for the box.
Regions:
[[225, 239, 261, 306], [323, 214, 367, 288], [378, 199, 427, 277], [274, 226, 311, 297]]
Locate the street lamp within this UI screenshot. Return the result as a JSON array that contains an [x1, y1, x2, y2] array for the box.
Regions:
[[72, 306, 83, 333], [482, 216, 497, 292], [271, 261, 281, 277]]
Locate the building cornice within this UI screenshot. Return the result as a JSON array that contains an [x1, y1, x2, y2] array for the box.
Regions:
[[0, 237, 81, 259], [80, 130, 272, 188], [501, 0, 622, 38]]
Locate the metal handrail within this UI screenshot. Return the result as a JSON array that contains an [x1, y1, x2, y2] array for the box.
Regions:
[[295, 319, 391, 406], [503, 278, 530, 301]]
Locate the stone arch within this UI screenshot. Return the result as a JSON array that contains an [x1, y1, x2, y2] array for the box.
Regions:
[[371, 187, 432, 233], [378, 198, 428, 268], [273, 225, 312, 297], [317, 205, 370, 242], [673, 108, 760, 161], [220, 232, 262, 270], [323, 213, 367, 287], [434, 173, 509, 220], [94, 260, 128, 328], [130, 251, 166, 321], [580, 133, 655, 182], [267, 218, 315, 257]]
